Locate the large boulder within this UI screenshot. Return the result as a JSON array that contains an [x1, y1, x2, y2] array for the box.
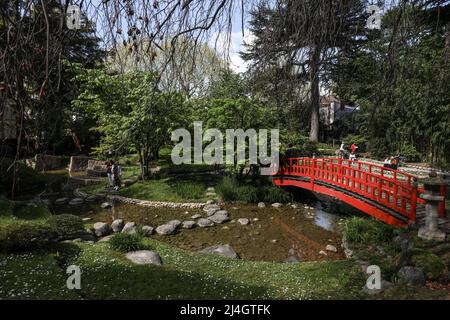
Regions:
[[121, 222, 137, 234], [155, 224, 177, 235], [111, 219, 125, 233], [93, 222, 111, 237], [208, 211, 229, 224], [125, 250, 163, 266], [197, 218, 215, 228], [201, 245, 240, 259], [398, 266, 426, 286]]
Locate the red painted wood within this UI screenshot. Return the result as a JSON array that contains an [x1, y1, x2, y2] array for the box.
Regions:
[[272, 157, 446, 226]]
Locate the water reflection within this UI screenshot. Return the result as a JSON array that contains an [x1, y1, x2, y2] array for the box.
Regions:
[[312, 201, 343, 232]]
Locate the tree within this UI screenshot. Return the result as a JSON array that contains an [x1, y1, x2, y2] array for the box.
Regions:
[[73, 70, 190, 179], [242, 0, 367, 142]]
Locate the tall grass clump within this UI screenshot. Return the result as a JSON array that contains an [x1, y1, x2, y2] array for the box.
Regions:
[[344, 216, 394, 245]]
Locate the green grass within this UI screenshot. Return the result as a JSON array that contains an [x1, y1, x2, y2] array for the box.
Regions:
[[81, 173, 222, 203], [0, 239, 367, 300]]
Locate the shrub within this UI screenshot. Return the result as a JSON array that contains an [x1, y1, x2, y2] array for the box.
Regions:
[[411, 249, 447, 280], [237, 186, 260, 203], [263, 187, 292, 203], [400, 144, 422, 163], [343, 134, 367, 152], [109, 233, 146, 252], [175, 182, 205, 200], [344, 216, 394, 245], [216, 177, 238, 201], [302, 140, 318, 155], [47, 214, 85, 238], [0, 221, 57, 253]]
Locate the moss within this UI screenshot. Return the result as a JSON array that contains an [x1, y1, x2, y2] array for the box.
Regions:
[[411, 249, 447, 281]]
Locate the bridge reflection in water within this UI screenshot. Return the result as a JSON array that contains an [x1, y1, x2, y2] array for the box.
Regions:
[[272, 157, 447, 227]]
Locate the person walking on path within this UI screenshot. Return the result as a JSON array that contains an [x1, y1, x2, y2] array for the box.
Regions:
[[106, 160, 113, 188], [112, 160, 122, 191]]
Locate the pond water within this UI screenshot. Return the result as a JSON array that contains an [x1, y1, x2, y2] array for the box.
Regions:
[[53, 199, 348, 263]]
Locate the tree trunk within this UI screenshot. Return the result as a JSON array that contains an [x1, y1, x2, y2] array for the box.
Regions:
[[309, 44, 321, 143]]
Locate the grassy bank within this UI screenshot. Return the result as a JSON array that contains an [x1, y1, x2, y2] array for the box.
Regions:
[[0, 238, 366, 300]]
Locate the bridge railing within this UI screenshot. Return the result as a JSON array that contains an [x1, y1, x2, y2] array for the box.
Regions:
[[277, 157, 423, 222]]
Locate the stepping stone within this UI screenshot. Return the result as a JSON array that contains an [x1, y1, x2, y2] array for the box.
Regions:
[[207, 187, 215, 192], [197, 218, 215, 228], [155, 224, 176, 235], [203, 204, 220, 213], [238, 218, 250, 225], [182, 221, 196, 229], [208, 211, 229, 224], [191, 214, 202, 219], [206, 200, 215, 205], [206, 192, 217, 197], [126, 250, 162, 266], [167, 220, 182, 229], [200, 245, 240, 259], [69, 198, 84, 205]]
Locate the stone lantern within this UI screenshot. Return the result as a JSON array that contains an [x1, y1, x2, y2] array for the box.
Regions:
[[417, 171, 447, 241]]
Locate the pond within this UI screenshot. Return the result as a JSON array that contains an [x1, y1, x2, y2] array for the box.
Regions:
[[52, 199, 348, 263]]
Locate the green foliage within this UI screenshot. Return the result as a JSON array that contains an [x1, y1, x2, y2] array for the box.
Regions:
[[302, 140, 319, 155], [0, 158, 47, 194], [400, 144, 422, 163], [343, 217, 394, 245], [47, 214, 85, 238], [174, 182, 205, 200], [411, 249, 447, 281], [109, 233, 146, 252], [0, 221, 57, 253], [216, 177, 291, 203]]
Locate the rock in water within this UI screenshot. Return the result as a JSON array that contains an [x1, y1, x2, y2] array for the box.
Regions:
[[55, 198, 70, 205], [111, 219, 124, 233], [398, 266, 426, 286], [203, 204, 220, 214], [238, 218, 250, 225], [167, 220, 182, 229], [69, 198, 84, 205], [257, 202, 266, 208], [271, 203, 282, 208], [155, 224, 176, 235], [197, 218, 215, 228], [326, 245, 338, 253], [142, 225, 154, 236], [208, 211, 229, 224], [122, 222, 137, 234], [101, 202, 112, 209], [201, 245, 240, 259], [182, 221, 196, 229], [125, 250, 163, 265], [93, 222, 111, 237]]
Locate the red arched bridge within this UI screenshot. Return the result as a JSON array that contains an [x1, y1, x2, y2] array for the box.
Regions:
[[272, 157, 447, 227]]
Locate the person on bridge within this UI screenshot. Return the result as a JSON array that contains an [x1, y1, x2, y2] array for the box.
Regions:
[[338, 142, 345, 159]]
